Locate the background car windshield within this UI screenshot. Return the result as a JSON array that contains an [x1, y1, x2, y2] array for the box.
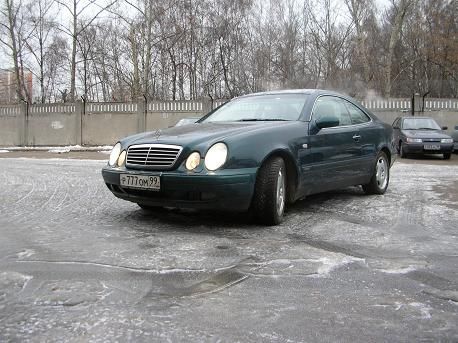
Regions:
[[402, 118, 441, 130], [202, 94, 308, 122]]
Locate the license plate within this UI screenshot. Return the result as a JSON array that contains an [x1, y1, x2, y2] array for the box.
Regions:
[[120, 174, 160, 190], [424, 144, 440, 150]]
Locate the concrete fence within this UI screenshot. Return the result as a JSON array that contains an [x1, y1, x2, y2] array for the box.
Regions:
[[1, 98, 457, 147]]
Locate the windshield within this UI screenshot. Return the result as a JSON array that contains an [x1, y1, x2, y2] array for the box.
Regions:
[[201, 94, 308, 122], [402, 118, 441, 130]]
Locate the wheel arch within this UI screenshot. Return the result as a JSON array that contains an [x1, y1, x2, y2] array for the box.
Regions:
[[258, 149, 299, 203], [380, 146, 392, 166]]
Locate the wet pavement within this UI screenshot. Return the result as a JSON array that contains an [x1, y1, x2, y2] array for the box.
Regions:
[[0, 154, 457, 342]]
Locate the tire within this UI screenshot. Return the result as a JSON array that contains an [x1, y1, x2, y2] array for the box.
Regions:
[[399, 142, 407, 158], [252, 157, 286, 225], [443, 153, 451, 160], [362, 151, 390, 195]]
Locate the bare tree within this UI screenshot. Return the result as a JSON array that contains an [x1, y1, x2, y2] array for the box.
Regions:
[[345, 0, 374, 84], [24, 0, 58, 103], [384, 0, 416, 97], [55, 0, 117, 101], [0, 0, 28, 101]]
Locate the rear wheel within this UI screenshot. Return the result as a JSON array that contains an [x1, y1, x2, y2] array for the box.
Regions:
[[443, 153, 451, 160], [252, 157, 286, 225], [362, 151, 390, 195]]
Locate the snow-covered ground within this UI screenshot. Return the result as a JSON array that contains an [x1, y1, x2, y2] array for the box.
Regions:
[[0, 158, 457, 342]]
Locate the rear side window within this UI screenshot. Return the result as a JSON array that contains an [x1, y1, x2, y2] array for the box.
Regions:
[[313, 96, 352, 127], [344, 101, 370, 124]]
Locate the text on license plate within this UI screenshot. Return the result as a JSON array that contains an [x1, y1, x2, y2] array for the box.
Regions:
[[120, 174, 160, 190], [424, 144, 440, 150]]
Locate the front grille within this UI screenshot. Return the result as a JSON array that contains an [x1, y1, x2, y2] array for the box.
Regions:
[[126, 144, 182, 169], [422, 138, 441, 143]]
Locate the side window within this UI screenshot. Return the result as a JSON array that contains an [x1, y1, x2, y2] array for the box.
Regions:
[[345, 101, 371, 125], [392, 118, 400, 129], [313, 96, 352, 127]]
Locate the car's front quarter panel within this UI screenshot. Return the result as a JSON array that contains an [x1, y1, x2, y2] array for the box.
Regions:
[[222, 121, 308, 170]]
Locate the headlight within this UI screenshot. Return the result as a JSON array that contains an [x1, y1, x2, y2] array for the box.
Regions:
[[441, 138, 453, 144], [117, 150, 127, 167], [204, 142, 228, 171], [406, 138, 422, 143], [109, 142, 121, 166], [185, 152, 201, 170]]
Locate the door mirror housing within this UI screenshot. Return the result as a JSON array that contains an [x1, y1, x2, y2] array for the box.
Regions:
[[315, 115, 339, 129], [441, 126, 448, 130]]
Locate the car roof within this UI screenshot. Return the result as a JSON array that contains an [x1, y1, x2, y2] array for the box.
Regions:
[[400, 116, 436, 120], [236, 89, 344, 98]]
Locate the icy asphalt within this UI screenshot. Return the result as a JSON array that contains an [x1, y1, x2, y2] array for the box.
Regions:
[[0, 154, 457, 342]]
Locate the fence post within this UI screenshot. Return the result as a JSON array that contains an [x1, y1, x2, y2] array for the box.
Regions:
[[20, 101, 28, 146], [75, 100, 83, 145], [137, 97, 146, 133], [202, 97, 213, 116]]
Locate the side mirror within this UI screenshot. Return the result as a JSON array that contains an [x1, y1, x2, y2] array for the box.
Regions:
[[455, 125, 458, 130], [316, 115, 339, 129], [441, 126, 448, 130]]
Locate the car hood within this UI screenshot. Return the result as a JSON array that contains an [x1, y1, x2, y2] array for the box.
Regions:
[[402, 129, 451, 139], [124, 121, 289, 147]]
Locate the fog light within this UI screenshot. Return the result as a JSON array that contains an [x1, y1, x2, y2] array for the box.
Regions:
[[186, 152, 201, 170]]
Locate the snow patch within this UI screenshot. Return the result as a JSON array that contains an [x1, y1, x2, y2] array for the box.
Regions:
[[48, 148, 71, 154], [379, 266, 417, 274], [410, 302, 432, 319], [0, 271, 33, 292], [17, 249, 35, 259], [3, 145, 112, 151], [308, 256, 365, 278]]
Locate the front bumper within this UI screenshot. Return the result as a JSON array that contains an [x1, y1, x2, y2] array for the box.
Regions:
[[402, 142, 453, 155], [102, 166, 257, 211]]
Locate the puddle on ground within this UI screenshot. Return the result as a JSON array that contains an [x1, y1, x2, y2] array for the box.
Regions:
[[0, 259, 252, 305], [432, 181, 458, 210], [145, 268, 248, 298]]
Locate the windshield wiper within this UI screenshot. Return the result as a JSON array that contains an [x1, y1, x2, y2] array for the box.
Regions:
[[236, 118, 289, 122], [417, 127, 437, 130]]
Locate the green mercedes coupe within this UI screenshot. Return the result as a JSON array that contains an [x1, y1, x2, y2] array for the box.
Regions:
[[102, 90, 395, 225]]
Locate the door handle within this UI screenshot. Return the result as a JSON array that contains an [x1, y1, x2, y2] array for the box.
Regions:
[[352, 135, 361, 141]]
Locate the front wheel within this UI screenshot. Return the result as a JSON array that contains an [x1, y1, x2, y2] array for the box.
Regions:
[[251, 157, 286, 225], [399, 142, 407, 158], [443, 153, 451, 160], [362, 151, 390, 195]]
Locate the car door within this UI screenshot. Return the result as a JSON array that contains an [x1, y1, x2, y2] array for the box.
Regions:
[[303, 95, 361, 194], [343, 99, 377, 177]]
